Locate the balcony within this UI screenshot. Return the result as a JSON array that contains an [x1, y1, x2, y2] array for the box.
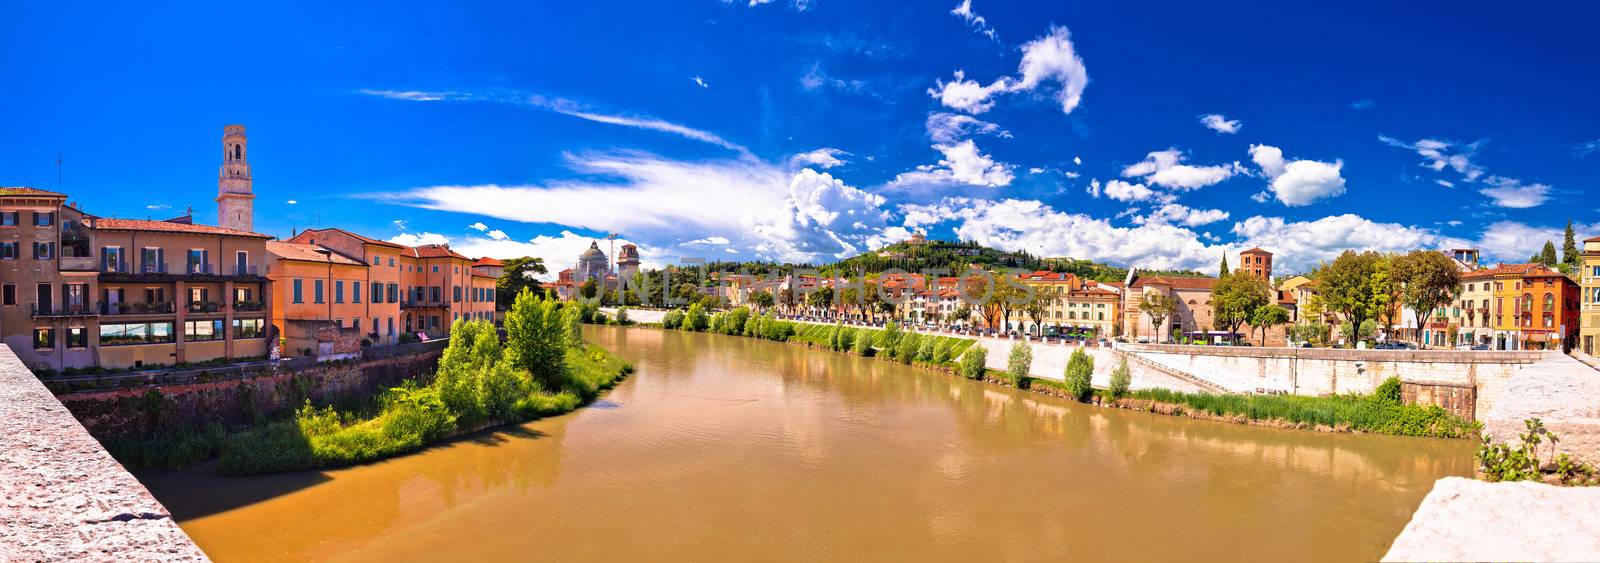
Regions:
[[102, 301, 176, 316], [233, 300, 265, 312], [32, 302, 100, 318], [99, 261, 265, 282], [187, 301, 227, 314]]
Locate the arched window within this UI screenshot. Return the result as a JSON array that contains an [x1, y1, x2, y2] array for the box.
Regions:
[[1522, 294, 1533, 313], [1544, 293, 1555, 311], [234, 144, 242, 160]]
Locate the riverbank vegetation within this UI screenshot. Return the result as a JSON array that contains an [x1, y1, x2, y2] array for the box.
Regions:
[[106, 289, 631, 475], [1476, 418, 1598, 486]]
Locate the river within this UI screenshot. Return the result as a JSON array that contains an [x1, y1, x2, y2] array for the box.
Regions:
[[137, 325, 1474, 562]]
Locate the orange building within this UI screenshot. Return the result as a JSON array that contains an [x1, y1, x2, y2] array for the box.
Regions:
[[1239, 247, 1273, 282], [266, 241, 372, 357], [1518, 267, 1580, 351]]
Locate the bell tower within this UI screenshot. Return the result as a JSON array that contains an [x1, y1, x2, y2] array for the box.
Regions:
[[217, 124, 256, 232]]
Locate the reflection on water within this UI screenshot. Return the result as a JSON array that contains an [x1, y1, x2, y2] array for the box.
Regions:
[[138, 326, 1472, 562]]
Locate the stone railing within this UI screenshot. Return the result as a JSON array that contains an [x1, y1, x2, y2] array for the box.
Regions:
[[0, 345, 207, 561]]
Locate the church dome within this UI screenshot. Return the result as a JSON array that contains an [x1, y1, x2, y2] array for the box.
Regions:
[[580, 242, 606, 261]]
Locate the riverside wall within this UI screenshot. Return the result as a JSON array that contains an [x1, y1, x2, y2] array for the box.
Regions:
[[0, 345, 208, 561], [1120, 344, 1548, 419], [56, 348, 443, 440]]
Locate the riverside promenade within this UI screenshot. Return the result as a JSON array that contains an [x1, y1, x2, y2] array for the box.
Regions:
[[0, 345, 207, 561]]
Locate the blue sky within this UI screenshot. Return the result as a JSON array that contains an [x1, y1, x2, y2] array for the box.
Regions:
[[4, 1, 1598, 276]]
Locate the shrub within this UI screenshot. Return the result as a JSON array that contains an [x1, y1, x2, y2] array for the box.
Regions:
[[854, 330, 876, 357], [743, 314, 762, 337], [895, 333, 920, 364], [615, 307, 630, 325], [724, 307, 751, 335], [931, 339, 952, 364], [878, 321, 902, 349], [1006, 341, 1032, 388], [837, 327, 855, 352], [1373, 377, 1403, 407], [684, 302, 709, 332], [1108, 355, 1132, 400], [662, 309, 685, 329], [760, 318, 796, 341], [917, 337, 937, 363], [828, 322, 844, 350], [505, 289, 569, 391], [1063, 348, 1094, 402], [958, 346, 987, 380]]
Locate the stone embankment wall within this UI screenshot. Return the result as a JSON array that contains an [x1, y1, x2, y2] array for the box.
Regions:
[[1119, 344, 1547, 419], [57, 349, 442, 440], [0, 345, 208, 561], [971, 339, 1213, 393]]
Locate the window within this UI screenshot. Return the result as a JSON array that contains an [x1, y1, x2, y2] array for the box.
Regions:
[[0, 241, 16, 260], [33, 328, 54, 349], [184, 320, 223, 341], [66, 327, 87, 349], [372, 256, 380, 265], [314, 280, 324, 303], [334, 280, 344, 304], [186, 249, 208, 274], [431, 286, 441, 302], [0, 212, 15, 226], [33, 211, 53, 227], [36, 283, 52, 312], [101, 246, 125, 272], [235, 251, 249, 275], [453, 286, 462, 303], [1, 284, 11, 305], [141, 247, 163, 274], [293, 279, 304, 304], [352, 282, 361, 303], [1545, 294, 1555, 311], [371, 282, 383, 304], [387, 284, 398, 303], [234, 287, 251, 304], [388, 258, 395, 267], [100, 322, 175, 345], [352, 318, 361, 332], [33, 241, 53, 260], [387, 317, 394, 335], [189, 287, 209, 308], [233, 318, 264, 339]]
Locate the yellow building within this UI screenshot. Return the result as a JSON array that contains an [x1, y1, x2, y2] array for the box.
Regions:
[[266, 241, 371, 358], [1580, 237, 1600, 354], [1488, 263, 1540, 350]]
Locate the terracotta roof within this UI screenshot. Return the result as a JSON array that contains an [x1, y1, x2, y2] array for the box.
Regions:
[[95, 218, 271, 238], [1240, 247, 1271, 254], [266, 241, 364, 265], [0, 186, 67, 198], [1461, 263, 1542, 280], [301, 227, 404, 249], [403, 244, 469, 260], [1131, 275, 1217, 290], [474, 257, 505, 267], [1586, 236, 1600, 243]]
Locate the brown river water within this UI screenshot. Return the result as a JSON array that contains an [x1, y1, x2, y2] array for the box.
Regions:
[[137, 325, 1474, 562]]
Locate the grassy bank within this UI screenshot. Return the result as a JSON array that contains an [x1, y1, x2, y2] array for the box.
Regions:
[[107, 291, 632, 475]]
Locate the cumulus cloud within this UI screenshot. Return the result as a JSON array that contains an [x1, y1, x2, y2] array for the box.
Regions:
[[1121, 148, 1240, 190], [1248, 144, 1347, 206], [388, 232, 451, 247], [950, 0, 998, 41], [888, 140, 1014, 188], [487, 229, 509, 241], [1198, 114, 1241, 134], [469, 222, 488, 232], [1478, 176, 1551, 209], [788, 148, 849, 169], [444, 230, 663, 281], [681, 236, 732, 247], [1102, 180, 1155, 202], [1136, 203, 1230, 227], [928, 26, 1088, 115], [925, 112, 1007, 143], [1230, 214, 1467, 272]]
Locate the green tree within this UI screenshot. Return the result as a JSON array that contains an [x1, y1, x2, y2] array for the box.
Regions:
[[684, 302, 709, 331], [504, 288, 569, 391], [495, 257, 548, 311], [1006, 341, 1032, 388], [1063, 348, 1094, 402], [958, 346, 987, 380], [1563, 219, 1580, 270], [1534, 240, 1558, 268], [579, 278, 599, 300], [853, 329, 876, 357], [895, 333, 921, 364], [1022, 292, 1050, 337], [1219, 254, 1230, 277], [749, 290, 775, 312], [1108, 355, 1132, 400], [1315, 251, 1393, 345], [1391, 249, 1463, 345], [1138, 292, 1177, 342], [1212, 270, 1273, 344], [1249, 305, 1291, 347]]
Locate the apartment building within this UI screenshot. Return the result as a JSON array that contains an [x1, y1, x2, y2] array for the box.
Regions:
[[1519, 267, 1579, 351], [1581, 237, 1600, 354]]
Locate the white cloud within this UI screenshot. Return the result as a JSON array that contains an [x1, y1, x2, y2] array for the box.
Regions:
[[1478, 176, 1551, 209], [357, 89, 463, 102], [681, 236, 732, 247], [1248, 144, 1347, 206], [1198, 114, 1241, 134], [928, 26, 1088, 115], [487, 229, 509, 241], [1102, 180, 1155, 202], [800, 64, 878, 99], [145, 203, 170, 210], [1230, 214, 1468, 272], [950, 0, 998, 41], [691, 76, 709, 89], [1468, 221, 1600, 263], [381, 152, 896, 264], [788, 148, 850, 169], [1121, 148, 1239, 190], [1137, 203, 1230, 227], [925, 112, 1007, 143], [469, 222, 488, 232], [1436, 179, 1455, 188], [1073, 156, 1082, 166], [286, 200, 299, 205], [388, 232, 451, 247], [888, 140, 1014, 188], [1570, 138, 1600, 158], [392, 219, 407, 230], [444, 230, 664, 281], [1378, 135, 1485, 181]]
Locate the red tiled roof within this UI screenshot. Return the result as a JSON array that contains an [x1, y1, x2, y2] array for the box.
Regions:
[[1463, 263, 1542, 279], [95, 218, 271, 238], [301, 227, 405, 249], [1131, 275, 1217, 290], [266, 241, 364, 265], [1240, 247, 1270, 255], [404, 244, 469, 260], [474, 257, 505, 267], [0, 186, 67, 198]]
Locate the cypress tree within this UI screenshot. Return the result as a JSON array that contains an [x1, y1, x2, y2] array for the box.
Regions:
[[1538, 241, 1559, 267], [1219, 254, 1230, 277], [1562, 219, 1579, 267]]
